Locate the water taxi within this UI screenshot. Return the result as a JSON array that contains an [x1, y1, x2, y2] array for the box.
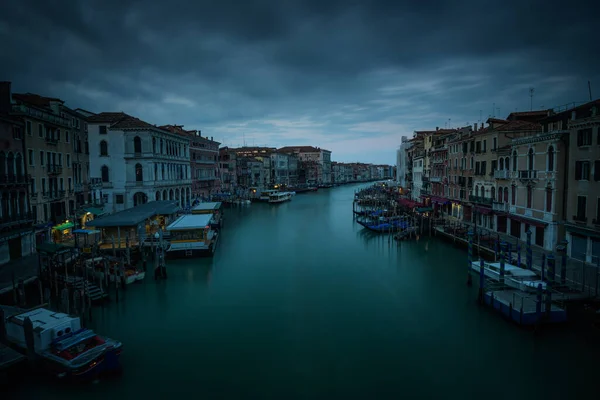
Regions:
[[268, 192, 292, 203], [166, 213, 219, 257], [259, 189, 279, 202], [4, 308, 122, 380]]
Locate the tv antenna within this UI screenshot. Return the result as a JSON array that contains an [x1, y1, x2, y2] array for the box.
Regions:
[[529, 88, 535, 111]]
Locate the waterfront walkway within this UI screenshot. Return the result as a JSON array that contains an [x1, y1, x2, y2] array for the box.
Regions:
[[437, 220, 600, 297]]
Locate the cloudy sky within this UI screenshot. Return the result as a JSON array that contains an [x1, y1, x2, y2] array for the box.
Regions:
[[1, 0, 598, 164]]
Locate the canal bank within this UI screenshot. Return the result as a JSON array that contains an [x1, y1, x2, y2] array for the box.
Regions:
[[7, 184, 600, 399]]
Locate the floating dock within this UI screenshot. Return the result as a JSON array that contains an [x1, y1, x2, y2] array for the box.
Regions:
[[482, 288, 567, 325]]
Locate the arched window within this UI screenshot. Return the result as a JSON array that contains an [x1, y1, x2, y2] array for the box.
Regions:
[[503, 186, 509, 203], [511, 185, 516, 205], [470, 157, 474, 169], [527, 185, 533, 208], [160, 139, 164, 154], [499, 158, 504, 170], [15, 153, 23, 178], [100, 140, 108, 156], [101, 165, 109, 182], [134, 136, 142, 153], [6, 152, 14, 176], [475, 185, 479, 197], [528, 148, 534, 170], [547, 146, 555, 171], [546, 188, 552, 212], [490, 186, 495, 201], [152, 137, 157, 153], [498, 187, 503, 202], [135, 163, 143, 182]]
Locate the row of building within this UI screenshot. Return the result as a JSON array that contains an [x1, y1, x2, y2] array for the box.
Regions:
[[0, 81, 394, 265], [396, 100, 600, 264]]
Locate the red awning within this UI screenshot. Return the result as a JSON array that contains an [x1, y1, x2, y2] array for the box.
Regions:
[[431, 196, 451, 205], [398, 198, 421, 208], [475, 206, 493, 215], [509, 214, 548, 228]]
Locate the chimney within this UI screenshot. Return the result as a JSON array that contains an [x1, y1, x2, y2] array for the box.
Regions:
[[211, 136, 213, 141], [473, 123, 477, 131], [436, 127, 439, 131], [0, 81, 11, 114], [198, 130, 202, 137]]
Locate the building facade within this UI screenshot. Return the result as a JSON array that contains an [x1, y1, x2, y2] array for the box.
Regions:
[[0, 82, 35, 263], [278, 146, 332, 185], [11, 91, 76, 241], [563, 101, 600, 263], [87, 112, 192, 212]]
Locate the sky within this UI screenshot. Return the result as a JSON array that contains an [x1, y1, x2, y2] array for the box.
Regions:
[[1, 0, 598, 165]]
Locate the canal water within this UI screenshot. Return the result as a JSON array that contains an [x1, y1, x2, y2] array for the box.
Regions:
[[11, 184, 600, 399]]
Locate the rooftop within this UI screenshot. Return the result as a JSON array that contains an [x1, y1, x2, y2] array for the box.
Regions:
[[12, 93, 64, 109], [192, 202, 222, 211], [167, 214, 212, 231], [86, 200, 181, 228], [278, 146, 331, 153]]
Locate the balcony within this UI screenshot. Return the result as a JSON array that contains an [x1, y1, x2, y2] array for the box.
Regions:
[[518, 170, 538, 180], [469, 195, 493, 205], [492, 202, 509, 212], [494, 169, 511, 179], [88, 178, 102, 189], [0, 212, 35, 227], [572, 215, 587, 224], [11, 104, 71, 127], [0, 173, 29, 186], [45, 136, 58, 145], [47, 164, 63, 175]]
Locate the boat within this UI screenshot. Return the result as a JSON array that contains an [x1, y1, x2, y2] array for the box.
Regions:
[[356, 218, 411, 233], [191, 202, 223, 229], [470, 261, 547, 292], [268, 192, 292, 203], [85, 257, 145, 284], [4, 308, 122, 380], [166, 213, 219, 257]]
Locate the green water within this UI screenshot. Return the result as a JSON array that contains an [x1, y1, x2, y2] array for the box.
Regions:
[[11, 184, 600, 399]]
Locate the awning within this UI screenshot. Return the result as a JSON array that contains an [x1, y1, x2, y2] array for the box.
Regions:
[[53, 222, 74, 231], [398, 198, 421, 208], [475, 206, 493, 215], [416, 207, 434, 213], [83, 207, 105, 216], [431, 196, 451, 205], [508, 214, 547, 228]]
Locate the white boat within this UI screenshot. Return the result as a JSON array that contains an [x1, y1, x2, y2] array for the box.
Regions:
[[268, 192, 292, 203], [4, 308, 122, 379], [470, 261, 547, 292], [166, 213, 219, 256], [259, 190, 279, 202]]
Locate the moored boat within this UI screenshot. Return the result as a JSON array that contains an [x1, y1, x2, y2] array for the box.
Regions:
[[268, 192, 292, 203], [470, 261, 547, 292], [191, 201, 223, 229], [4, 308, 122, 380]]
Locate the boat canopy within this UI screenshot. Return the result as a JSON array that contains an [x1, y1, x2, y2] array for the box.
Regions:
[[167, 214, 213, 231]]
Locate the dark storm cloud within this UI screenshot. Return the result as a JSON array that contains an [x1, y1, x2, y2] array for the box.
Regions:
[[1, 0, 598, 163]]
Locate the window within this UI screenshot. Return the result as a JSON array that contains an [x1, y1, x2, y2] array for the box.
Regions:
[[152, 137, 157, 153], [577, 128, 592, 146], [490, 186, 495, 200], [512, 151, 517, 171], [101, 165, 109, 182], [100, 140, 108, 156], [575, 161, 591, 180], [595, 160, 600, 182], [26, 121, 32, 135], [483, 140, 487, 152], [547, 146, 554, 171], [511, 184, 516, 205], [66, 154, 71, 167], [99, 125, 107, 134], [546, 189, 552, 212], [493, 137, 497, 150], [28, 149, 34, 166], [60, 177, 64, 190], [527, 186, 533, 208], [38, 124, 43, 137], [475, 185, 479, 197], [576, 196, 587, 221], [58, 153, 62, 166], [499, 158, 504, 170], [56, 129, 61, 141], [135, 163, 143, 181], [41, 178, 46, 194], [65, 131, 70, 143], [39, 151, 45, 166], [527, 148, 534, 170], [30, 178, 35, 194], [12, 127, 22, 140], [498, 187, 503, 202], [68, 177, 72, 190], [481, 161, 486, 176], [134, 136, 142, 153], [116, 194, 124, 204]]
